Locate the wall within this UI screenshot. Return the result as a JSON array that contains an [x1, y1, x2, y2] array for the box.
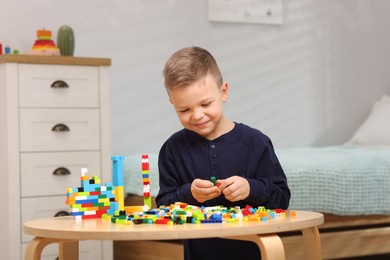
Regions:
[[1, 0, 389, 155]]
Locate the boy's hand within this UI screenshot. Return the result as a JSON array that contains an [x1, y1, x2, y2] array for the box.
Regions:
[[191, 178, 221, 203], [217, 176, 250, 202]]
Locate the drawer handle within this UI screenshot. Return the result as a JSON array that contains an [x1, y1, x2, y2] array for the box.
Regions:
[[51, 123, 70, 132], [51, 80, 69, 88], [54, 210, 70, 217], [53, 167, 71, 176]]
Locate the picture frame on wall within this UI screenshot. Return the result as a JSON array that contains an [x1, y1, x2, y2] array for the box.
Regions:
[[208, 0, 283, 25]]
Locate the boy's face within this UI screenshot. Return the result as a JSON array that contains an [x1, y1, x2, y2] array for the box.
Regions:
[[168, 73, 229, 140]]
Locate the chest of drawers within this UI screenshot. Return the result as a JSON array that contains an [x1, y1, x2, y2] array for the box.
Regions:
[[0, 55, 112, 260]]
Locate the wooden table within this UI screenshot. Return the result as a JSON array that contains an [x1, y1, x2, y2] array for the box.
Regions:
[[24, 210, 323, 260]]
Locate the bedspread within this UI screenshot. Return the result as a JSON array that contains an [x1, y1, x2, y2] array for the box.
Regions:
[[124, 146, 390, 215], [276, 145, 390, 215]]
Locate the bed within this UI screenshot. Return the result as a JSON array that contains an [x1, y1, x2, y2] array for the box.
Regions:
[[116, 95, 390, 260], [277, 95, 390, 259], [276, 145, 390, 259]]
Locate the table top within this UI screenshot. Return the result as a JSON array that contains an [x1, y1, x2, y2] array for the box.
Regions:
[[24, 210, 323, 241]]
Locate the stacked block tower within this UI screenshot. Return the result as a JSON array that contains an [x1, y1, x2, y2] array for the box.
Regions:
[[29, 28, 60, 56], [112, 155, 125, 212], [65, 168, 115, 220], [66, 156, 126, 220], [142, 154, 152, 209]]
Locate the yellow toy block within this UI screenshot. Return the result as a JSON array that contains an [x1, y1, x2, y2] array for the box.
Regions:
[[124, 205, 144, 214], [115, 186, 125, 210]]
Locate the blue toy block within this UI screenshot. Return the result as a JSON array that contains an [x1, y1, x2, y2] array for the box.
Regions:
[[201, 219, 222, 223], [100, 191, 115, 198], [111, 156, 125, 186], [110, 202, 119, 210], [107, 209, 116, 215], [75, 199, 99, 204], [70, 211, 85, 216], [210, 214, 222, 221]]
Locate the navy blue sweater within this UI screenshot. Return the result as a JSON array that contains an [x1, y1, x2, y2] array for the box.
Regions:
[[156, 123, 290, 260]]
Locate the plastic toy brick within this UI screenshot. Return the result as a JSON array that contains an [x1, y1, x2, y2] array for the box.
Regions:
[[141, 154, 149, 171], [112, 156, 125, 186], [210, 176, 217, 186]]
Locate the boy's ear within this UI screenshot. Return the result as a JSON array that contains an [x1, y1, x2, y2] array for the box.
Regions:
[[169, 98, 173, 104], [221, 82, 229, 102]]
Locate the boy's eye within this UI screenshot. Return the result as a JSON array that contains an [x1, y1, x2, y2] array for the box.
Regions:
[[179, 109, 189, 113], [202, 102, 212, 107]]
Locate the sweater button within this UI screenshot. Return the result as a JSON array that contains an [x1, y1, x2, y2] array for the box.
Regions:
[[211, 144, 216, 149]]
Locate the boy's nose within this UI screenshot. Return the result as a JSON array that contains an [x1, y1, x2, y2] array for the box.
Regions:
[[192, 108, 204, 120]]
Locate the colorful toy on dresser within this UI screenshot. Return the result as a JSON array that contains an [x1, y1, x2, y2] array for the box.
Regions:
[[29, 28, 60, 56], [65, 155, 296, 224], [0, 42, 18, 55]]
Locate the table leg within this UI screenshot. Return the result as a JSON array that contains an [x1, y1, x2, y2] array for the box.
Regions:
[[59, 240, 79, 260], [25, 237, 59, 260], [301, 226, 322, 260], [24, 237, 79, 260], [223, 234, 285, 260]]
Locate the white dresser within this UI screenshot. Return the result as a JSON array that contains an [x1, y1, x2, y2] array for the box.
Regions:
[[0, 55, 113, 260]]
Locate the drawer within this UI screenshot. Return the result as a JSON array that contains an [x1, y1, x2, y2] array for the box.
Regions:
[[20, 108, 100, 152], [21, 151, 101, 197], [19, 64, 99, 108], [22, 240, 103, 260], [21, 196, 71, 242]]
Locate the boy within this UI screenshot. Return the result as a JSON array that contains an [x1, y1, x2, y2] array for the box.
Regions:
[[156, 46, 290, 260]]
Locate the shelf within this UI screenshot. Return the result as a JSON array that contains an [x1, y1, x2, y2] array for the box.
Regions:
[[0, 54, 111, 66]]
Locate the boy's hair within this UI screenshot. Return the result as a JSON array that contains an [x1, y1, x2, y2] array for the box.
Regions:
[[163, 46, 223, 91]]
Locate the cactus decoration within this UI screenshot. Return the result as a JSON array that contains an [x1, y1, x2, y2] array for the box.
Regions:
[[57, 25, 75, 56]]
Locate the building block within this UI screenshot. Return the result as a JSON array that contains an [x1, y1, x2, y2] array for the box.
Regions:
[[115, 185, 125, 211], [111, 156, 125, 186]]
